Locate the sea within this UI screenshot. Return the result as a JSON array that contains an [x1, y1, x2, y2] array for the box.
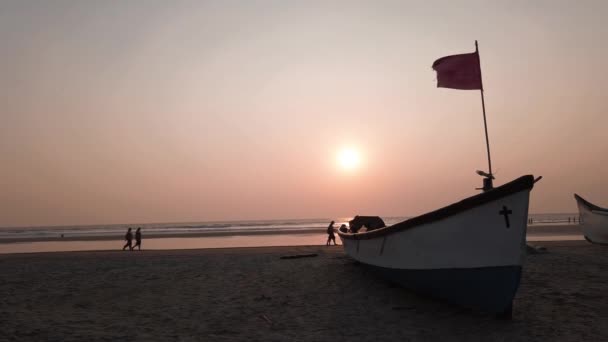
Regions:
[[0, 213, 583, 254], [0, 213, 581, 241]]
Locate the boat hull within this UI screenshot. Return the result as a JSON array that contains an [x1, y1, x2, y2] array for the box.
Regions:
[[366, 265, 521, 313], [338, 175, 535, 314], [574, 194, 608, 244]]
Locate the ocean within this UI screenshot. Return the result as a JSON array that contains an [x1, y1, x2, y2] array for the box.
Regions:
[[0, 213, 581, 241]]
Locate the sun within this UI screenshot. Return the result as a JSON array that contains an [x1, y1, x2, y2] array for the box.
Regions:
[[338, 148, 361, 170]]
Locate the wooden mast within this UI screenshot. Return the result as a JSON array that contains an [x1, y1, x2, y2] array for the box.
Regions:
[[476, 40, 493, 190]]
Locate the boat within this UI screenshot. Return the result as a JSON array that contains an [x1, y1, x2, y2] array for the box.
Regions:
[[574, 194, 608, 244], [337, 41, 540, 317], [338, 175, 538, 316]]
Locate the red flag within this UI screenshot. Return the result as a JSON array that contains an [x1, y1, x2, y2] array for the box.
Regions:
[[432, 52, 482, 90]]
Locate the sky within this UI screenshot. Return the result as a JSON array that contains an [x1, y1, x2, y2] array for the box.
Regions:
[[1, 0, 607, 227]]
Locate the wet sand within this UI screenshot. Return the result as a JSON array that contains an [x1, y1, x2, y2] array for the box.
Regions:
[[0, 233, 331, 254], [1, 241, 607, 341]]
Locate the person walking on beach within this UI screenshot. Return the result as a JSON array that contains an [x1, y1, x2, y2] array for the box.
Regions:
[[326, 221, 337, 246], [123, 227, 133, 251], [132, 227, 142, 251]]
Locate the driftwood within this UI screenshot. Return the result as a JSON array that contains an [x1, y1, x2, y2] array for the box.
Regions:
[[280, 253, 318, 260], [526, 244, 547, 254], [260, 314, 273, 324]]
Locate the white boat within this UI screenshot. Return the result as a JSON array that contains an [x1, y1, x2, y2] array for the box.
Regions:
[[336, 42, 541, 317], [574, 194, 608, 244], [337, 175, 538, 316]]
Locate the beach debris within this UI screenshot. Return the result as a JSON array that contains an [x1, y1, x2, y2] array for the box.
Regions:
[[260, 314, 273, 324], [279, 253, 318, 259], [526, 244, 548, 254], [391, 306, 415, 311], [254, 294, 272, 301]]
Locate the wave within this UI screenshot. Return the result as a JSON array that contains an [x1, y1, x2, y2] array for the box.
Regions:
[[0, 214, 579, 240]]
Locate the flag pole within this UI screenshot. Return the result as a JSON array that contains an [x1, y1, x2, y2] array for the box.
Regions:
[[476, 40, 493, 190]]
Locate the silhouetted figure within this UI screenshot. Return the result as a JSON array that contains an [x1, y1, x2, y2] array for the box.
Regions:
[[348, 215, 386, 233], [133, 227, 142, 251], [339, 224, 348, 233], [326, 221, 337, 246], [123, 227, 133, 251]]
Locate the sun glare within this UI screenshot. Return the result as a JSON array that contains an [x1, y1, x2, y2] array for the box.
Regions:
[[338, 148, 361, 170]]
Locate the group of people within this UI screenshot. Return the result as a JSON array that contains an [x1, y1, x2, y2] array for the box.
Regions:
[[122, 222, 340, 249], [122, 227, 142, 251]]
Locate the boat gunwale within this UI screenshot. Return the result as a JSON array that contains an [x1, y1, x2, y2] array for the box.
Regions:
[[338, 175, 535, 241], [574, 193, 608, 212]]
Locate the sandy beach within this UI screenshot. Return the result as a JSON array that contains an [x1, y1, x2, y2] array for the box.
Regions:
[[1, 241, 606, 341], [4, 1, 607, 341]]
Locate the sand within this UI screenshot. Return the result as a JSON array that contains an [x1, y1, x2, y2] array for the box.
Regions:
[[1, 242, 607, 341]]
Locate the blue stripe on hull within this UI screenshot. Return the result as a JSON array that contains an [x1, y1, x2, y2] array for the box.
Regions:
[[365, 264, 522, 314]]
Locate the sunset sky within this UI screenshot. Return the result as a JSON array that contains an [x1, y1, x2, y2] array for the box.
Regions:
[[1, 0, 607, 227]]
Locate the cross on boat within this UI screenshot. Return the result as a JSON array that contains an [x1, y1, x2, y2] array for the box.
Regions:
[[499, 205, 513, 228]]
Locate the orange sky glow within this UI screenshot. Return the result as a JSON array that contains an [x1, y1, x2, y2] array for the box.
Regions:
[[1, 1, 607, 226]]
